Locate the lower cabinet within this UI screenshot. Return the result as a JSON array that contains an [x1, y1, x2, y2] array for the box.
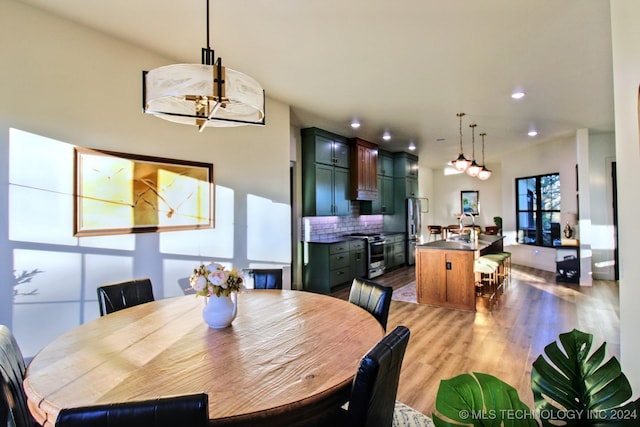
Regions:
[[384, 234, 406, 270], [303, 240, 366, 294], [351, 240, 367, 278], [416, 248, 475, 311]]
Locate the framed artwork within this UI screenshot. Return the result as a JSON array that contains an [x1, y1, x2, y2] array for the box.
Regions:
[[461, 190, 479, 215], [74, 147, 214, 237]]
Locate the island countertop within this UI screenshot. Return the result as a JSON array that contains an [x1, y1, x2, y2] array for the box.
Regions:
[[416, 234, 505, 253]]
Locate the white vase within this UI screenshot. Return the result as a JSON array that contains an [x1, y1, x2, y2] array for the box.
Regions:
[[202, 293, 237, 329]]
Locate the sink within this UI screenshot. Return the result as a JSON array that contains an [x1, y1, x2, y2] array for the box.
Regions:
[[422, 240, 473, 250], [446, 233, 471, 243]]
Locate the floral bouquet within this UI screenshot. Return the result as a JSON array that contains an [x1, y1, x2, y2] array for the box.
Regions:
[[189, 262, 245, 298]]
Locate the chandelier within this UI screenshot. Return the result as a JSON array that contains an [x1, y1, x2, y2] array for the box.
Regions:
[[477, 132, 492, 181], [451, 112, 470, 171], [466, 123, 481, 177], [142, 0, 265, 131]]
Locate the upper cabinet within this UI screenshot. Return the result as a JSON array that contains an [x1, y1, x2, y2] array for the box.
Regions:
[[302, 128, 351, 216], [393, 152, 419, 178], [393, 152, 419, 198], [314, 134, 349, 168], [378, 150, 394, 177], [349, 138, 378, 201]]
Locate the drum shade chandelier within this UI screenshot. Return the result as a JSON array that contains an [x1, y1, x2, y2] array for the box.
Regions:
[[142, 0, 265, 131], [451, 112, 470, 172]]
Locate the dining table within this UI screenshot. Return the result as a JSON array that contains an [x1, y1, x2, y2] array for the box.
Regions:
[[23, 290, 385, 426]]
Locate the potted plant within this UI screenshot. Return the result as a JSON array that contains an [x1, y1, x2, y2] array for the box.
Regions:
[[493, 216, 503, 235], [432, 329, 639, 426]]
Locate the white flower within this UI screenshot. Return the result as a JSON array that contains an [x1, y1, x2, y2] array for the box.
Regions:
[[190, 275, 207, 292], [206, 262, 224, 274]]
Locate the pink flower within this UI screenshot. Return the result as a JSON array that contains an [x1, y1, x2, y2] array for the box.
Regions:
[[209, 270, 229, 288]]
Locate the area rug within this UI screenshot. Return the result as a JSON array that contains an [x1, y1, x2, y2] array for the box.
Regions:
[[392, 282, 417, 303], [393, 401, 435, 427]]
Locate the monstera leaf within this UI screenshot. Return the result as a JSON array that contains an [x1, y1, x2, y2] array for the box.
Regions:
[[432, 372, 537, 427], [531, 329, 640, 426]]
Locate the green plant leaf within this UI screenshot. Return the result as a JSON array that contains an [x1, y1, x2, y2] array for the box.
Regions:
[[531, 329, 636, 426], [433, 372, 537, 427]]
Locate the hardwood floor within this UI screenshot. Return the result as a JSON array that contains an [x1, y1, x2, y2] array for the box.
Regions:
[[331, 264, 620, 418]]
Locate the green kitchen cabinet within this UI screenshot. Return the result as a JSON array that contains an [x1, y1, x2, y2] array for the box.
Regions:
[[393, 152, 419, 178], [303, 239, 366, 294], [302, 127, 351, 216], [350, 239, 367, 278], [384, 234, 406, 270], [378, 150, 394, 177]]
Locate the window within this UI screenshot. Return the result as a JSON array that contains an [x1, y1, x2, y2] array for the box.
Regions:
[[516, 173, 561, 247]]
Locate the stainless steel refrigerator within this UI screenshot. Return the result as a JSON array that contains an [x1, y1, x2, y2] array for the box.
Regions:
[[406, 197, 423, 265]]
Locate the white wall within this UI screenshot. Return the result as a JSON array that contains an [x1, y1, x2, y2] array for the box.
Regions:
[[430, 164, 502, 231], [500, 136, 578, 271], [610, 0, 640, 396], [0, 1, 291, 357], [588, 133, 617, 280]]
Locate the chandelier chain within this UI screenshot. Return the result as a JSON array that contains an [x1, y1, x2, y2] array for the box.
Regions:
[[457, 112, 465, 153], [470, 124, 477, 159]]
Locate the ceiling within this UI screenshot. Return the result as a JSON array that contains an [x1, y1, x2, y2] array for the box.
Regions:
[[17, 0, 614, 169]]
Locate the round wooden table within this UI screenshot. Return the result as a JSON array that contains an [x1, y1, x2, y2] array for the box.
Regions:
[[24, 290, 385, 426]]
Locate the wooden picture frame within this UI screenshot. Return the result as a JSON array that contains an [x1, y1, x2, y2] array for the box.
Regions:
[[74, 147, 214, 237], [461, 190, 479, 215]]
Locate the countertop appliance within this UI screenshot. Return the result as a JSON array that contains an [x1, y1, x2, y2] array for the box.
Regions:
[[345, 233, 386, 279], [406, 198, 423, 266]]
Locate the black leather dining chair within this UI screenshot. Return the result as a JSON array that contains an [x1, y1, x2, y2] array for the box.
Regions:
[[55, 393, 209, 427], [320, 326, 411, 427], [0, 325, 38, 427], [252, 269, 283, 289], [348, 277, 393, 331], [96, 278, 155, 316]]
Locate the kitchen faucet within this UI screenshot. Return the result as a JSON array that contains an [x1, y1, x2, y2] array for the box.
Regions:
[[459, 212, 476, 242]]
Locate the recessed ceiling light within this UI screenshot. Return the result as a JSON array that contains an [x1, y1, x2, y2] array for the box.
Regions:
[[408, 140, 416, 151], [382, 131, 391, 141], [511, 91, 526, 99], [351, 119, 360, 129], [528, 130, 538, 137]]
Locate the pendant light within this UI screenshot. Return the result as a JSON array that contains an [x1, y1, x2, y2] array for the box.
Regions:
[[466, 123, 481, 177], [451, 112, 470, 172], [477, 132, 493, 181], [142, 0, 265, 131]]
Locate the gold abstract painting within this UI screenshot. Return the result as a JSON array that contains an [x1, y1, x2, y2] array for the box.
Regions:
[[74, 147, 214, 236]]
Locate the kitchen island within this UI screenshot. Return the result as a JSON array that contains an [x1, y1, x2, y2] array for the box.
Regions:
[[415, 235, 505, 311]]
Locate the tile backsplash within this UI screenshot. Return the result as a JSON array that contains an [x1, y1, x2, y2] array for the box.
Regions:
[[301, 202, 383, 240]]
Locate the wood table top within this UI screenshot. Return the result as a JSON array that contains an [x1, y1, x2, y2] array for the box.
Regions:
[[24, 290, 385, 426]]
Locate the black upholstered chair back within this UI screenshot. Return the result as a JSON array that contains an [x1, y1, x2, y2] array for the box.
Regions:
[[55, 393, 209, 427], [252, 269, 283, 290], [97, 278, 155, 316], [348, 278, 393, 331], [347, 326, 410, 427], [0, 325, 37, 427]]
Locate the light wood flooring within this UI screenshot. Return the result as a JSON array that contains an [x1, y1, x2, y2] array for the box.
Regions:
[[331, 264, 620, 418]]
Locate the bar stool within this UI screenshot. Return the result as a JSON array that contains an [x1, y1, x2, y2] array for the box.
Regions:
[[473, 256, 501, 311], [427, 225, 443, 241], [482, 252, 511, 291]]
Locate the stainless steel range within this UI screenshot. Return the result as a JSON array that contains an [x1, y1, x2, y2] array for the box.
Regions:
[[346, 233, 386, 279]]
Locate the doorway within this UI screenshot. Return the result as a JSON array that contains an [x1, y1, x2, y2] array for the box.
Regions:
[[612, 161, 619, 280]]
